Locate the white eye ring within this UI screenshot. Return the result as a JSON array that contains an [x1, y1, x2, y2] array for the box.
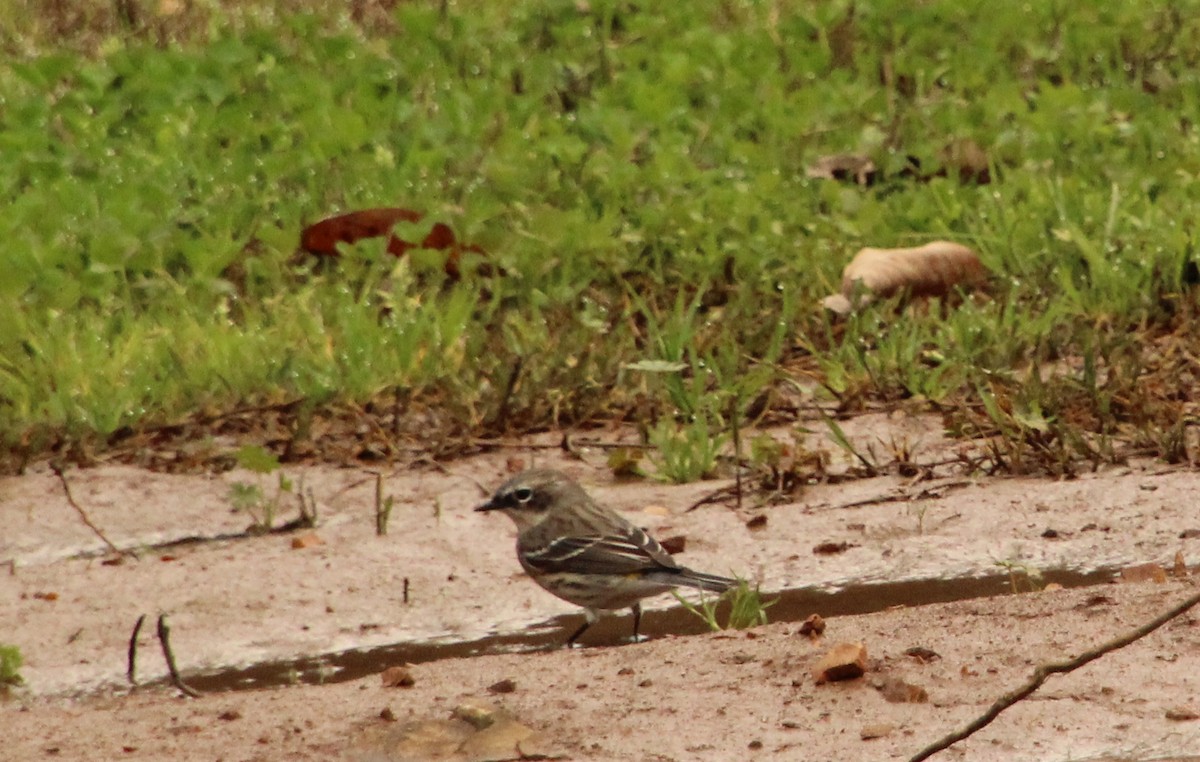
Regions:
[[514, 487, 534, 503]]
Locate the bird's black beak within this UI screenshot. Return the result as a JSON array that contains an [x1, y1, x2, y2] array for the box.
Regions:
[[475, 497, 501, 512]]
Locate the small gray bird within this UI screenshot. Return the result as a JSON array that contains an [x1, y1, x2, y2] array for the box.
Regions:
[[476, 468, 736, 646]]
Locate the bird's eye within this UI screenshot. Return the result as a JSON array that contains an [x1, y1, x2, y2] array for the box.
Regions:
[[514, 487, 534, 503]]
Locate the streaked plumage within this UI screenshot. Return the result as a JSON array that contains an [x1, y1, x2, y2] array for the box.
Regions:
[[476, 468, 735, 646]]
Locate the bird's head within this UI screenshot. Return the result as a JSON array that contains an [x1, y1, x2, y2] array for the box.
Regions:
[[475, 469, 584, 532]]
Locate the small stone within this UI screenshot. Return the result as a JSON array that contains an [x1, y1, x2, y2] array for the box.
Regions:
[[875, 676, 929, 704], [290, 533, 323, 550], [380, 666, 415, 688], [217, 710, 242, 721], [1120, 563, 1167, 585], [798, 614, 826, 638], [1042, 582, 1064, 592], [487, 679, 516, 694], [748, 739, 764, 749], [453, 702, 499, 730], [1173, 551, 1188, 578], [1180, 529, 1200, 539], [1166, 706, 1199, 722], [1041, 528, 1059, 538], [904, 646, 940, 664], [746, 514, 768, 530], [813, 541, 854, 555], [812, 642, 868, 684], [379, 707, 396, 722], [860, 723, 895, 740], [638, 679, 653, 688], [616, 667, 634, 676]]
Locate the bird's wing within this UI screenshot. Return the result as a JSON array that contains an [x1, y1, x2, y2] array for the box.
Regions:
[[521, 524, 680, 576]]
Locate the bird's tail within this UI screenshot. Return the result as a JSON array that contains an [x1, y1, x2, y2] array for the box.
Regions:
[[674, 568, 738, 594]]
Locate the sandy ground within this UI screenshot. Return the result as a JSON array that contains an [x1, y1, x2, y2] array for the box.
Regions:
[[3, 416, 1200, 760]]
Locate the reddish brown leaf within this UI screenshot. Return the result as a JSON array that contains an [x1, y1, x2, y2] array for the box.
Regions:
[[300, 208, 423, 257], [301, 207, 486, 280]]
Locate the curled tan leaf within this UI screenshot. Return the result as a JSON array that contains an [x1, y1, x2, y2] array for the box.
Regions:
[[824, 241, 986, 315]]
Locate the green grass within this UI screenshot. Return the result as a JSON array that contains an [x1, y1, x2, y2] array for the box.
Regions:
[[0, 644, 23, 693], [675, 579, 775, 631], [3, 1, 1200, 474]]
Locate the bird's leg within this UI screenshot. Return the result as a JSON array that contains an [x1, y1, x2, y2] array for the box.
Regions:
[[630, 602, 647, 643], [566, 609, 598, 648]]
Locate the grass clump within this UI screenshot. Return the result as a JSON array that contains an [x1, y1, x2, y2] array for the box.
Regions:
[[2, 2, 1200, 476], [675, 579, 775, 632], [0, 644, 24, 694]]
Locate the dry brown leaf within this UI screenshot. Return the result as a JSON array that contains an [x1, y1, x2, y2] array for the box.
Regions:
[[941, 138, 991, 184]]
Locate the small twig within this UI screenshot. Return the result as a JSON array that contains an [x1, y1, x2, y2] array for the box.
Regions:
[[730, 395, 743, 511], [470, 438, 656, 452], [303, 486, 318, 525], [156, 614, 201, 698], [561, 432, 583, 459], [403, 577, 410, 605], [127, 614, 146, 686], [51, 463, 131, 558], [687, 483, 740, 512], [908, 587, 1200, 762], [292, 476, 318, 529], [391, 386, 406, 439], [492, 357, 523, 431], [827, 480, 974, 511], [374, 472, 393, 536]]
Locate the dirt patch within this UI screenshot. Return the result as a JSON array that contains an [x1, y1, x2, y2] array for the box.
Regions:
[[3, 426, 1200, 760]]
